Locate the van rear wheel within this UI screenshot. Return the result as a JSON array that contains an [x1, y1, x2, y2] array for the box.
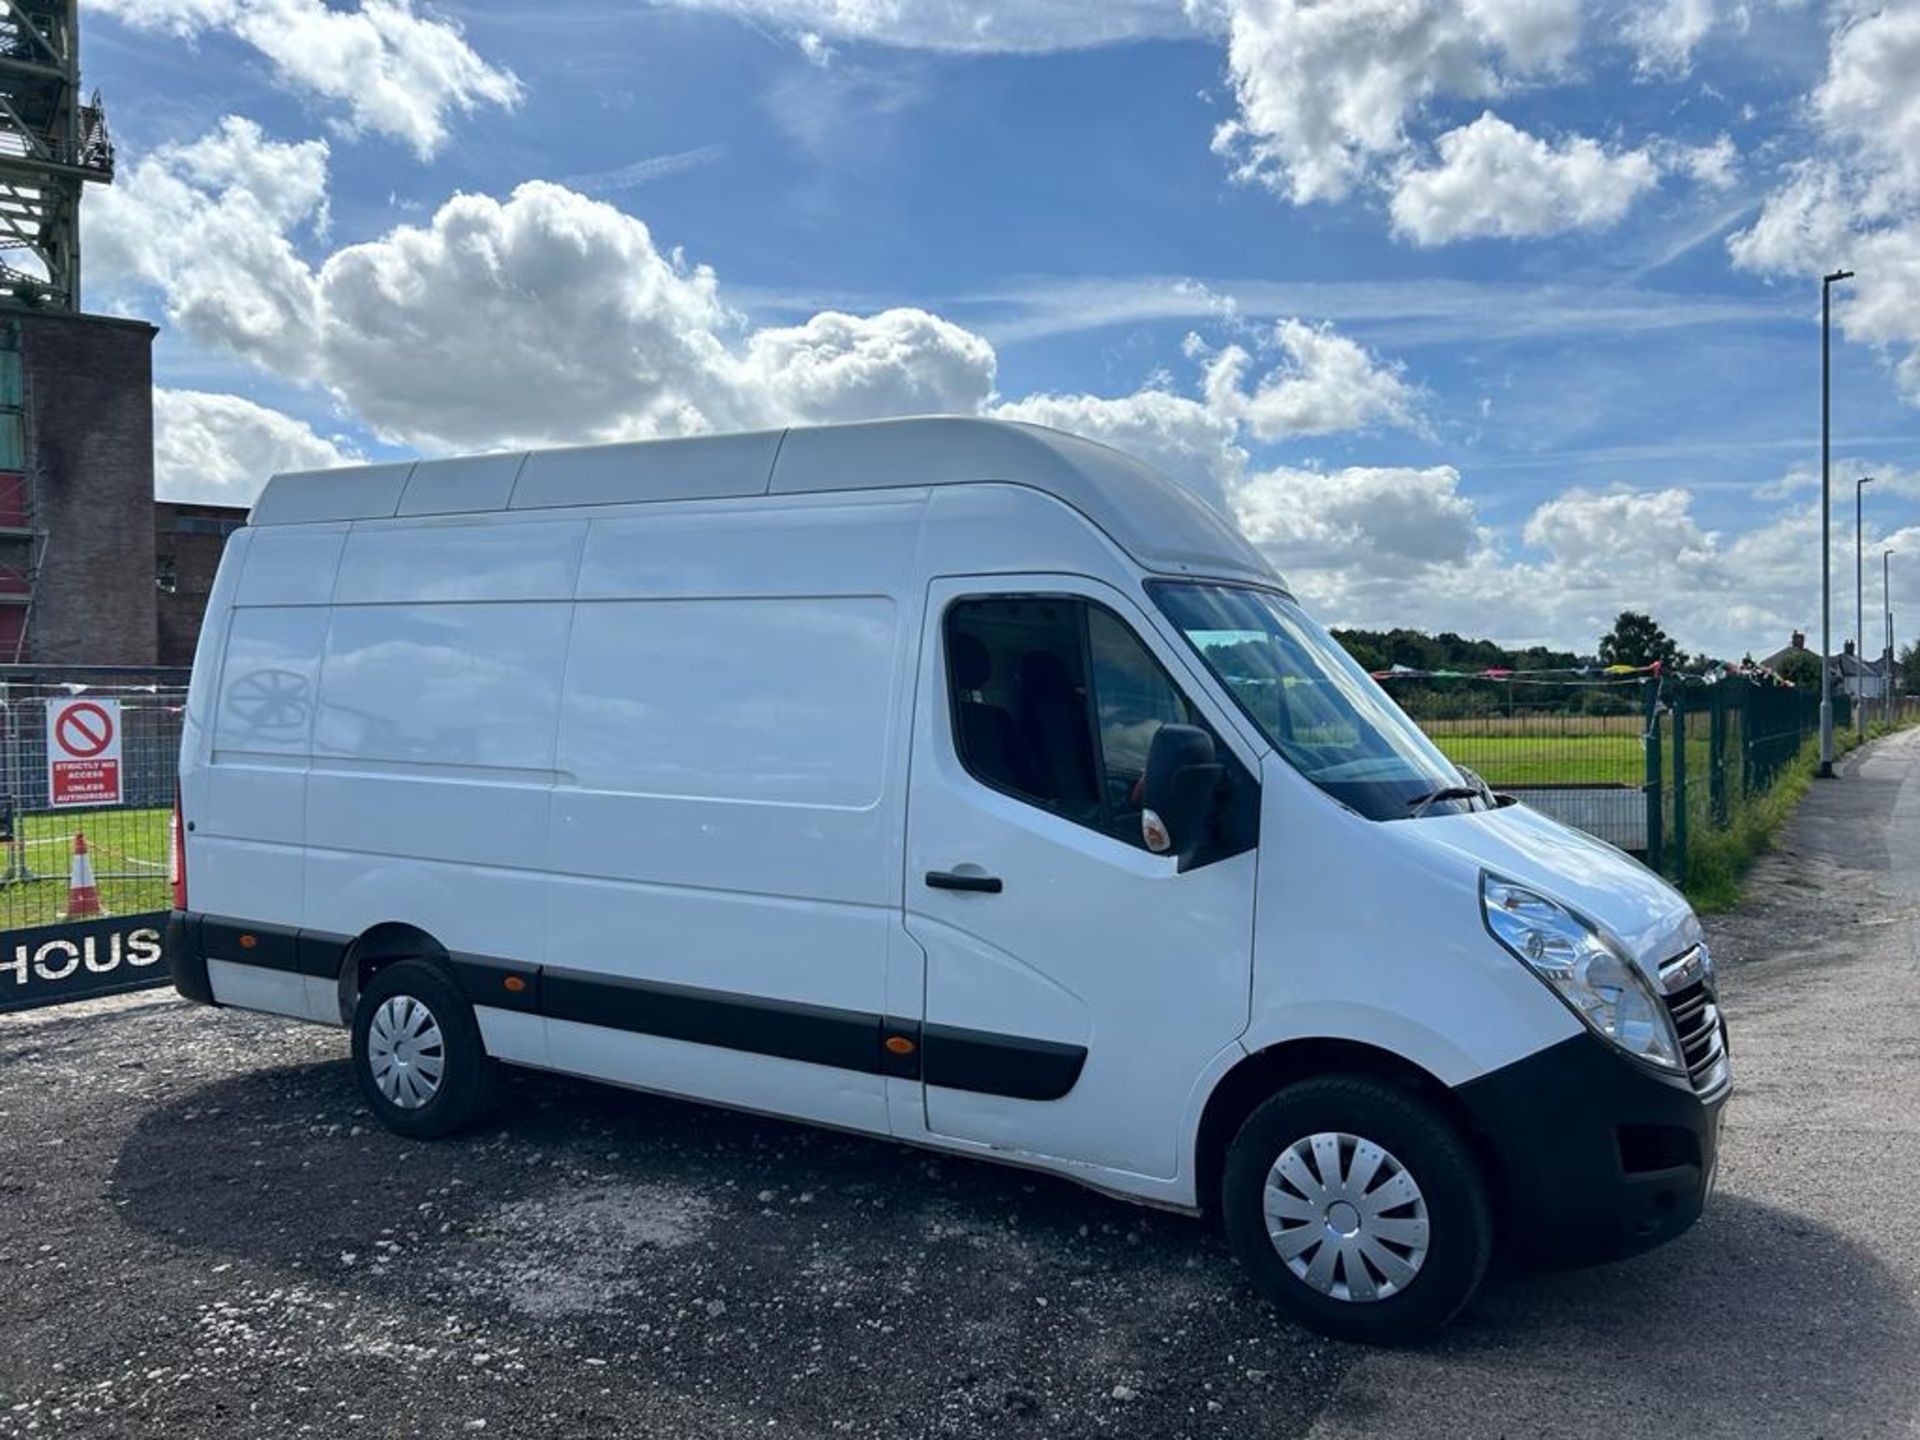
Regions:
[[1222, 1075, 1491, 1344], [350, 959, 498, 1138]]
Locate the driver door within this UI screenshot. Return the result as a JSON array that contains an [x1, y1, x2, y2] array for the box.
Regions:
[[900, 576, 1260, 1183]]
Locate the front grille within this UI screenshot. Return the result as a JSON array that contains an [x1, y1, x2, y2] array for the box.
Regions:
[[1662, 972, 1729, 1095]]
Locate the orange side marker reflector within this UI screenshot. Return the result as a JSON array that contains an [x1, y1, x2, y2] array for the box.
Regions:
[[885, 1035, 916, 1056], [504, 975, 528, 993], [238, 934, 258, 949]]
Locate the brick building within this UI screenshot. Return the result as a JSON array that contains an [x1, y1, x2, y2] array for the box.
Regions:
[[155, 499, 245, 667], [0, 2, 174, 669], [0, 307, 159, 664]]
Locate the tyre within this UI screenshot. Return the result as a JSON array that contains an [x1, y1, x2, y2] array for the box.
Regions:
[[1222, 1075, 1492, 1344], [350, 958, 498, 1138]]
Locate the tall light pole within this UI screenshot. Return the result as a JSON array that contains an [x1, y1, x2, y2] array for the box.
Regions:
[[1819, 267, 1854, 776], [1857, 474, 1874, 732], [1887, 548, 1898, 728]]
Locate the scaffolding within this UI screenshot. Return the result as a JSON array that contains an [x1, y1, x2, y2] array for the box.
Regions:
[[0, 315, 32, 662], [0, 1, 111, 310]]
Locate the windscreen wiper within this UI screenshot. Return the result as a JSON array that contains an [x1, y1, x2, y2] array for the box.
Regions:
[[1406, 786, 1484, 818]]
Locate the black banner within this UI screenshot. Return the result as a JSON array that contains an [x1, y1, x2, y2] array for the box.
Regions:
[[0, 912, 171, 1014]]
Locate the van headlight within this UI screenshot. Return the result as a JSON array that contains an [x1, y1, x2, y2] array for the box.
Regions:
[[1480, 874, 1684, 1073]]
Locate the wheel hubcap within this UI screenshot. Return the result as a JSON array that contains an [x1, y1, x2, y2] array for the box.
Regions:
[[1263, 1131, 1430, 1303], [367, 994, 446, 1110]]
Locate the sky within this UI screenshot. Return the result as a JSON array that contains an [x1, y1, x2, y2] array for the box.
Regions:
[[72, 0, 1920, 661]]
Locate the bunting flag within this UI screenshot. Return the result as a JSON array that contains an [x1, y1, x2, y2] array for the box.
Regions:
[[1367, 662, 1662, 682], [1365, 658, 1800, 687]]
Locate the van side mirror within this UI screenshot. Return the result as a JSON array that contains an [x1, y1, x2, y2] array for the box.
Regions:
[[1140, 724, 1222, 870]]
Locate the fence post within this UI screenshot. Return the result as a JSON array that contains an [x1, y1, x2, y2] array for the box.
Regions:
[[1644, 680, 1664, 876], [1709, 684, 1728, 826], [1740, 680, 1755, 794], [1671, 686, 1688, 885]]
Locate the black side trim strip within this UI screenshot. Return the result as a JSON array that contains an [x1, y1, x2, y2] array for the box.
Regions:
[[179, 921, 1090, 1102], [922, 1022, 1087, 1101], [543, 964, 883, 1074], [200, 916, 302, 974], [297, 931, 351, 980], [879, 1015, 922, 1079], [449, 952, 542, 1014], [198, 916, 349, 979]]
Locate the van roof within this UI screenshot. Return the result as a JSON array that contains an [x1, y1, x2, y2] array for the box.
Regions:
[[248, 416, 1281, 586]]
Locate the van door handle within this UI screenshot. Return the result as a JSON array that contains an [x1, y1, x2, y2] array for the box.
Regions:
[[925, 870, 1003, 894]]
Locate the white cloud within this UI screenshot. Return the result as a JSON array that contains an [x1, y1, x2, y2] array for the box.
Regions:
[[84, 118, 327, 377], [88, 125, 996, 451], [1522, 485, 1716, 572], [154, 389, 357, 504], [1661, 133, 1739, 191], [91, 0, 520, 158], [1202, 320, 1423, 438], [654, 0, 1195, 52], [104, 125, 1863, 660], [1725, 161, 1853, 273], [1210, 0, 1581, 206], [988, 317, 1424, 508], [310, 181, 739, 447], [1232, 464, 1481, 571], [315, 182, 998, 449], [1812, 2, 1920, 199], [744, 309, 997, 422], [1730, 3, 1920, 403], [1625, 0, 1716, 77], [1390, 112, 1661, 244], [1217, 468, 1915, 663], [989, 386, 1246, 505], [93, 115, 1434, 471]]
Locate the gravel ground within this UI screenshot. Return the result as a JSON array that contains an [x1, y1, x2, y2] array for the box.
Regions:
[[5, 732, 1919, 1439]]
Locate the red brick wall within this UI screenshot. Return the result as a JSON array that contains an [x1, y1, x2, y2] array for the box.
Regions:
[[17, 310, 159, 665], [155, 502, 245, 667]]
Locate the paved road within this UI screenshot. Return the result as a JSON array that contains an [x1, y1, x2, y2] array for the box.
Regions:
[[3, 732, 1918, 1439], [1306, 728, 1920, 1439]]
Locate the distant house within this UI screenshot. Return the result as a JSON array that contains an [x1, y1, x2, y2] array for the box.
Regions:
[[1761, 630, 1892, 700]]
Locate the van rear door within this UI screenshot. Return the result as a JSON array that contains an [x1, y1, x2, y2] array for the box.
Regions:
[[901, 575, 1259, 1184]]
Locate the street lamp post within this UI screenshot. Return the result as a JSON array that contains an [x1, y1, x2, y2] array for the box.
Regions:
[[1819, 268, 1854, 776], [1857, 474, 1874, 732], [1887, 548, 1897, 728]]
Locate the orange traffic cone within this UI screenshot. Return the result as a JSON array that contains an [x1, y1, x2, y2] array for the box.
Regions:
[[63, 830, 103, 918]]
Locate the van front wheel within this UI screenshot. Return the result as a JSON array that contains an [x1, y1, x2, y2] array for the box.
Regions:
[[1222, 1075, 1491, 1344], [350, 959, 498, 1139]]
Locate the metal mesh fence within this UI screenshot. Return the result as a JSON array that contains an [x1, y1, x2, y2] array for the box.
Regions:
[[1389, 668, 1918, 886], [0, 658, 1909, 928], [0, 667, 188, 932], [1386, 674, 1660, 852]]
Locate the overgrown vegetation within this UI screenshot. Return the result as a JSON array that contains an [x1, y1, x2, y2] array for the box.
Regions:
[[1682, 723, 1894, 911]]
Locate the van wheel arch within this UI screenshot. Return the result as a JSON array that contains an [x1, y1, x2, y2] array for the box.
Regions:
[[335, 922, 450, 1024], [1195, 1039, 1503, 1224]]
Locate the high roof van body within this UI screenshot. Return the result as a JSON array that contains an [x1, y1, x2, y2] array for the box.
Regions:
[[169, 418, 1729, 1340]]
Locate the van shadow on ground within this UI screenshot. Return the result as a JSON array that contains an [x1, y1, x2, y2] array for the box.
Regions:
[[114, 1056, 1915, 1439], [113, 1056, 1343, 1438]]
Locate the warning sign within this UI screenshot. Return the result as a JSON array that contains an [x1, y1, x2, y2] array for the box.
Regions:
[[47, 697, 122, 808]]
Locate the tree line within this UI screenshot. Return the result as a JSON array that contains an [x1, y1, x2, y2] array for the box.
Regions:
[[1332, 611, 1691, 676], [1336, 609, 1920, 696]]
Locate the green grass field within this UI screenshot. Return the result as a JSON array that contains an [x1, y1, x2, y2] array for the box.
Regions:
[[1430, 733, 1649, 788], [1, 806, 171, 933]]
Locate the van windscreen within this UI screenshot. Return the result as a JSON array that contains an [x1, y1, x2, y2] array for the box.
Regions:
[[1151, 582, 1480, 821]]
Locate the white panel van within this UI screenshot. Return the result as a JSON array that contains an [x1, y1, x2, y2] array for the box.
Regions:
[[169, 418, 1729, 1341]]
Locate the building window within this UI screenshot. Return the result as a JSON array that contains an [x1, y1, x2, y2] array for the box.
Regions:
[[171, 514, 243, 537]]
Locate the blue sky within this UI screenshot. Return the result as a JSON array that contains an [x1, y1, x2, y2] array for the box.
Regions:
[[76, 0, 1920, 659]]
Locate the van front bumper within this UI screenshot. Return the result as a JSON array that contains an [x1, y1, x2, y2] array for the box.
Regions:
[[1455, 1032, 1728, 1268]]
